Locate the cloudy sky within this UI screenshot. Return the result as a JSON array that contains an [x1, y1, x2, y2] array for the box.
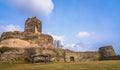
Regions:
[[0, 0, 120, 54]]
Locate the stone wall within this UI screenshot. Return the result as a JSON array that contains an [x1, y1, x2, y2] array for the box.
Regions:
[[0, 17, 118, 63], [0, 46, 118, 63], [0, 33, 53, 48], [0, 48, 25, 63], [0, 39, 30, 48], [0, 48, 64, 63], [65, 50, 100, 62], [0, 17, 53, 48], [24, 17, 42, 34], [0, 31, 24, 41], [99, 45, 116, 59]]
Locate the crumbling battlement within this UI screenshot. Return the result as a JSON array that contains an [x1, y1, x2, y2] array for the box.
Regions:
[[0, 31, 24, 41], [99, 45, 116, 59], [0, 17, 53, 48], [24, 17, 42, 34]]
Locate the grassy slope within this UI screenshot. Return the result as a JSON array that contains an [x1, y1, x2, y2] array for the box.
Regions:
[[0, 60, 120, 70]]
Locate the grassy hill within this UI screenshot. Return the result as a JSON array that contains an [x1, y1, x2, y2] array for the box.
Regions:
[[0, 60, 120, 70]]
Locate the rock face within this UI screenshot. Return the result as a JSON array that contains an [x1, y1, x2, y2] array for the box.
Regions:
[[0, 17, 53, 48]]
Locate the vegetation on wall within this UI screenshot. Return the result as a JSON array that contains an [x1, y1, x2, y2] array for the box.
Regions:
[[0, 46, 12, 53]]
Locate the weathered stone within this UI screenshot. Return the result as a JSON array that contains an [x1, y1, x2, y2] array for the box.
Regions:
[[99, 45, 116, 59], [24, 17, 42, 34], [0, 46, 117, 63], [0, 17, 118, 63], [0, 48, 25, 63], [0, 17, 53, 48]]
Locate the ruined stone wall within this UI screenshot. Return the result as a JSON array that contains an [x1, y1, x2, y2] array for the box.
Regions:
[[0, 17, 118, 62], [99, 45, 116, 59], [65, 50, 100, 62], [0, 46, 117, 63], [0, 48, 100, 63], [0, 31, 24, 41], [0, 33, 53, 48], [38, 34, 53, 48], [0, 39, 30, 48], [24, 17, 42, 34], [0, 48, 25, 62], [0, 48, 65, 63], [0, 17, 53, 48]]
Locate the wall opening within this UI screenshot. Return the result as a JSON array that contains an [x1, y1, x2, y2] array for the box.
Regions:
[[70, 56, 75, 62]]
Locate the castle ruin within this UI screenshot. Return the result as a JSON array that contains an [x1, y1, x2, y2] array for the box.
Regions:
[[0, 17, 53, 48], [0, 17, 118, 63]]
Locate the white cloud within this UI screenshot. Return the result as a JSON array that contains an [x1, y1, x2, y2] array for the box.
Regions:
[[7, 0, 54, 16], [52, 35, 65, 43], [77, 32, 93, 38], [0, 24, 22, 32], [63, 43, 87, 52], [63, 44, 75, 49], [48, 33, 65, 45]]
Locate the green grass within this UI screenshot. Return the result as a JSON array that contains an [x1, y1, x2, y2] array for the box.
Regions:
[[0, 60, 120, 70]]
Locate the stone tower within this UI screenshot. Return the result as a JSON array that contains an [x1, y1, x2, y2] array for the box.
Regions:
[[24, 17, 42, 34], [99, 45, 116, 59]]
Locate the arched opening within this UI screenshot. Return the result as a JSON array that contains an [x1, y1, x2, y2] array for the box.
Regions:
[[70, 56, 75, 62], [31, 54, 51, 64]]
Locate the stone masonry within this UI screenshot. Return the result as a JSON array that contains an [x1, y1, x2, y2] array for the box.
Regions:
[[0, 17, 53, 48], [0, 17, 117, 63]]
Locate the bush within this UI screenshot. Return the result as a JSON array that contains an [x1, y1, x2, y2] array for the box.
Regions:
[[0, 46, 12, 53]]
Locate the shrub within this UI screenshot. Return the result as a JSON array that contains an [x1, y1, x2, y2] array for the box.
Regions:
[[0, 46, 12, 53]]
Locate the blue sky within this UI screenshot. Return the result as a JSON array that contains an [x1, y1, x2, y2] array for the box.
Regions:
[[0, 0, 120, 54]]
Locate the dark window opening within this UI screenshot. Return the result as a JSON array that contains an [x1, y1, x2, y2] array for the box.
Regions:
[[70, 56, 75, 61]]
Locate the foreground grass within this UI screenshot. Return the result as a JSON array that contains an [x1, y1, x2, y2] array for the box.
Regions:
[[0, 60, 120, 70]]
